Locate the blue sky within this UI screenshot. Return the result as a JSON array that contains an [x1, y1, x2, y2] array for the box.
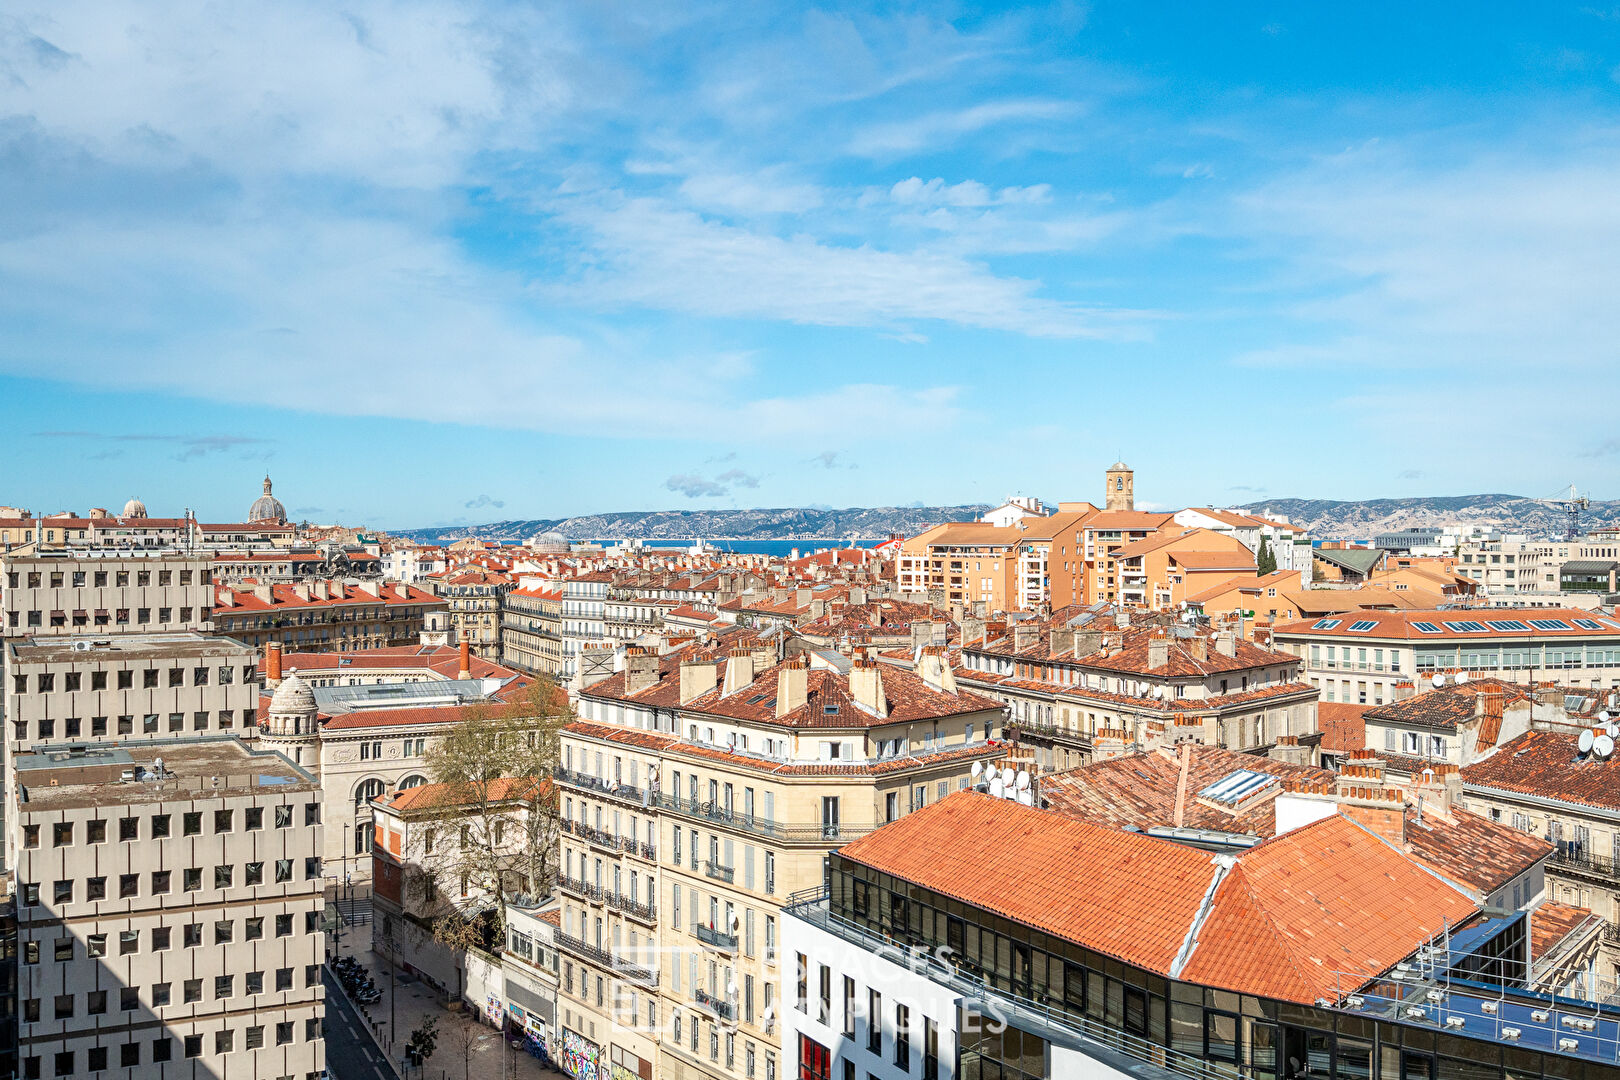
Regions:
[[2, 3, 1618, 528]]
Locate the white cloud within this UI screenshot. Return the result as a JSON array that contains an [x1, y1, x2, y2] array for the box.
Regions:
[[550, 195, 1130, 338], [887, 177, 1052, 207], [848, 100, 1076, 156]]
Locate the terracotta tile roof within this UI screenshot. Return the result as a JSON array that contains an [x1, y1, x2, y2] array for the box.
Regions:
[[323, 703, 508, 731], [1274, 609, 1620, 641], [538, 909, 562, 927], [216, 581, 440, 611], [1363, 678, 1534, 732], [382, 776, 544, 814], [1402, 807, 1552, 896], [1531, 901, 1595, 962], [971, 611, 1298, 679], [273, 645, 523, 683], [1179, 814, 1479, 1002], [1462, 729, 1620, 814], [1317, 703, 1368, 753], [838, 791, 1221, 975]]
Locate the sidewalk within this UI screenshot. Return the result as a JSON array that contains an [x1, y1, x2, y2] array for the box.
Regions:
[[331, 920, 563, 1080]]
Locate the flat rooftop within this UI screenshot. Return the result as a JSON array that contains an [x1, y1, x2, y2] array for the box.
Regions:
[[14, 737, 318, 811], [8, 631, 255, 665]]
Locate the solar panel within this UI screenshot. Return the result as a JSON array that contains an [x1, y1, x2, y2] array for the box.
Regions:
[[1412, 621, 1442, 634], [1486, 620, 1530, 632], [1573, 619, 1603, 631], [1442, 621, 1488, 633], [1347, 620, 1378, 632], [1311, 618, 1342, 630], [1529, 619, 1571, 631]]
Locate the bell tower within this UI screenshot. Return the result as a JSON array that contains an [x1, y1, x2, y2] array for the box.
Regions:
[[1105, 461, 1134, 511]]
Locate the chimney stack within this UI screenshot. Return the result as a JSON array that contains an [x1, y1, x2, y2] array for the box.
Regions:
[[1215, 632, 1236, 658], [458, 640, 472, 680], [624, 646, 659, 695], [1148, 631, 1169, 671], [849, 659, 888, 717], [721, 648, 756, 697], [266, 642, 283, 686], [679, 658, 719, 705], [775, 657, 809, 718], [917, 645, 958, 694], [1012, 622, 1038, 652]]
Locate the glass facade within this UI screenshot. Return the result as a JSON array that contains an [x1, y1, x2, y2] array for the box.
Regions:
[[823, 854, 1620, 1080]]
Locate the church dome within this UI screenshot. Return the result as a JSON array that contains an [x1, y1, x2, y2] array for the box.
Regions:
[[268, 673, 316, 718], [121, 497, 148, 518], [248, 475, 287, 523], [1108, 461, 1131, 472]]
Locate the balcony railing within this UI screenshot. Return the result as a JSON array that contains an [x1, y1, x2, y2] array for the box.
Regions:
[[654, 794, 879, 843], [613, 954, 659, 988], [694, 988, 737, 1022], [1551, 848, 1620, 881], [557, 931, 614, 969], [610, 892, 658, 924], [704, 860, 736, 884], [558, 874, 604, 902], [554, 767, 648, 807], [574, 822, 621, 850], [694, 923, 738, 952]]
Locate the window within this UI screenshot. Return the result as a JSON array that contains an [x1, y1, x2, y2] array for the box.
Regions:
[[119, 816, 138, 841], [182, 811, 202, 836], [798, 1035, 831, 1080], [895, 1004, 911, 1069], [245, 806, 264, 830], [87, 819, 106, 843], [152, 813, 171, 837], [183, 979, 202, 1003], [868, 989, 882, 1053], [152, 870, 171, 894]]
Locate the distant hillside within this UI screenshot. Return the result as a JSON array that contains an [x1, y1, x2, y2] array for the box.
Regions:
[[1239, 493, 1620, 539], [394, 505, 993, 544]]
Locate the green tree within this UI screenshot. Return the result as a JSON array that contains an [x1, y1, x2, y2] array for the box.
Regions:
[[407, 1015, 439, 1068], [1256, 534, 1277, 576]]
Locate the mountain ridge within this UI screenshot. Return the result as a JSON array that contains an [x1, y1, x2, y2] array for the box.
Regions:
[[393, 493, 1620, 544]]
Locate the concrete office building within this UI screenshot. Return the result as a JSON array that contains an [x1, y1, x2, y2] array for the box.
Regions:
[[10, 739, 325, 1080], [3, 554, 216, 636]]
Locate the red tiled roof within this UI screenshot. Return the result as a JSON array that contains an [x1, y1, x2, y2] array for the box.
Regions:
[[1462, 729, 1620, 814], [1317, 703, 1368, 753], [1531, 901, 1596, 962], [216, 581, 440, 611], [383, 776, 543, 814], [1274, 609, 1620, 641]]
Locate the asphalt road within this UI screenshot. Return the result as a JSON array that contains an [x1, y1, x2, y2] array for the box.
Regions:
[[324, 968, 398, 1080]]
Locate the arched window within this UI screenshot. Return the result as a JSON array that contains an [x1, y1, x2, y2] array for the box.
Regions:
[[354, 778, 387, 808], [398, 774, 428, 790], [1116, 478, 1124, 491]]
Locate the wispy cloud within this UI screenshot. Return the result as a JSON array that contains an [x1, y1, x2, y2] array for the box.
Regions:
[[463, 494, 505, 510], [715, 468, 760, 489], [33, 430, 271, 462], [848, 100, 1076, 156], [664, 473, 729, 498]]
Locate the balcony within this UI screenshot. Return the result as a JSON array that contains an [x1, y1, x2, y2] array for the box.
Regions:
[[694, 988, 737, 1022], [610, 893, 658, 925], [654, 793, 879, 844], [558, 874, 605, 903], [574, 822, 621, 852], [694, 923, 738, 952], [704, 859, 736, 884], [554, 766, 648, 807], [556, 930, 614, 969], [1550, 848, 1620, 883], [613, 953, 659, 988]]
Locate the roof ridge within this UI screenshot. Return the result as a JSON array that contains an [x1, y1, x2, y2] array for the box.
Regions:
[[1189, 860, 1318, 1002]]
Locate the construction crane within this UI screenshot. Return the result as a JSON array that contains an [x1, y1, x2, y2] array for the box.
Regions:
[[1546, 484, 1591, 542]]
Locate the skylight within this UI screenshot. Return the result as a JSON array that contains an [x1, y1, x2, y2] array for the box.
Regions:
[[1311, 618, 1342, 631], [1412, 621, 1442, 634], [1486, 620, 1530, 632], [1599, 619, 1620, 630], [1529, 619, 1571, 631], [1197, 769, 1278, 807], [1441, 621, 1489, 633], [1346, 620, 1378, 632], [1574, 619, 1603, 630]]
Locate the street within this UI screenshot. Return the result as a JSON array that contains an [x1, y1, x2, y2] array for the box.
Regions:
[[324, 967, 399, 1080]]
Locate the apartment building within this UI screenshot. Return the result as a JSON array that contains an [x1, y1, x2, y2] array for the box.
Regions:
[[210, 579, 446, 653], [11, 738, 325, 1080], [426, 569, 514, 661], [1272, 608, 1620, 702], [1458, 537, 1620, 599], [208, 547, 382, 584], [502, 899, 562, 1056], [948, 607, 1319, 773], [559, 572, 613, 687], [4, 633, 261, 752], [3, 553, 215, 636], [1173, 507, 1311, 574], [553, 643, 1008, 1080], [895, 523, 1022, 610], [782, 789, 1591, 1080], [503, 585, 565, 677], [1104, 527, 1255, 611]]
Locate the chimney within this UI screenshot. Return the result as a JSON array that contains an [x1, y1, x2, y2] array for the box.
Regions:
[[1049, 628, 1075, 657], [624, 646, 659, 695], [1190, 637, 1209, 662], [1076, 630, 1103, 657], [849, 659, 888, 717], [1394, 681, 1416, 701], [458, 640, 472, 680], [775, 658, 809, 718], [1215, 632, 1236, 658], [917, 645, 958, 694], [721, 648, 756, 696], [910, 620, 934, 653], [795, 588, 812, 608], [1268, 733, 1310, 766], [1114, 609, 1130, 629], [266, 642, 283, 686], [1148, 631, 1169, 671], [752, 641, 779, 671], [217, 589, 235, 608], [962, 616, 987, 647], [253, 583, 273, 604], [294, 582, 311, 601], [1411, 762, 1461, 818], [849, 587, 867, 606], [1012, 623, 1038, 652], [680, 658, 718, 705], [1093, 726, 1130, 762], [810, 599, 827, 620], [1339, 787, 1407, 846]]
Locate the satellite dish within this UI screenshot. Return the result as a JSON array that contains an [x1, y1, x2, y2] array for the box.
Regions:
[[1016, 790, 1034, 806], [970, 762, 984, 780], [763, 1006, 776, 1021], [1431, 674, 1446, 689], [727, 980, 738, 996], [1454, 672, 1469, 685], [1580, 729, 1595, 755], [984, 765, 1000, 784], [1600, 710, 1612, 723], [1596, 734, 1615, 760], [1015, 770, 1031, 791], [730, 911, 740, 930], [989, 778, 1005, 798]]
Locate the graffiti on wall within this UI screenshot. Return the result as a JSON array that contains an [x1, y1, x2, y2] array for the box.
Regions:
[[558, 1028, 606, 1080]]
